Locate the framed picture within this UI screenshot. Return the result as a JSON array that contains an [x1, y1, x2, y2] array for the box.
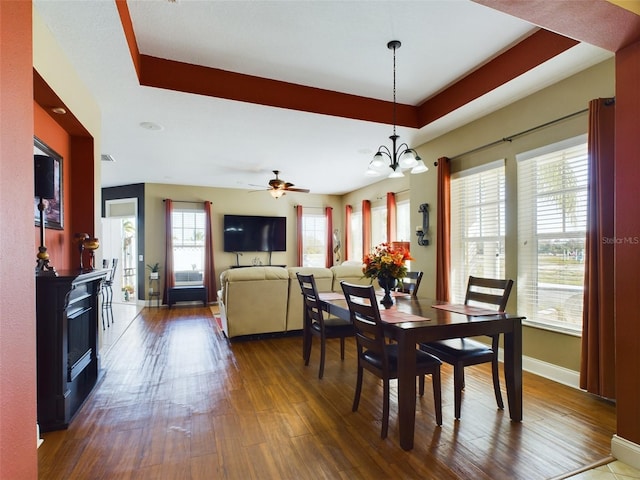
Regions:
[[34, 137, 63, 230]]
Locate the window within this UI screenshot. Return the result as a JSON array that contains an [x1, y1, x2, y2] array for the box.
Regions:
[[349, 210, 362, 262], [396, 198, 411, 243], [172, 208, 206, 285], [450, 160, 506, 304], [517, 136, 588, 334], [370, 204, 387, 247], [302, 211, 326, 267]]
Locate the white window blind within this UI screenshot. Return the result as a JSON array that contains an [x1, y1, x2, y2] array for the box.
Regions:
[[370, 204, 387, 248], [349, 211, 363, 262], [450, 160, 506, 304], [517, 136, 588, 334], [302, 212, 326, 267], [396, 198, 411, 243]]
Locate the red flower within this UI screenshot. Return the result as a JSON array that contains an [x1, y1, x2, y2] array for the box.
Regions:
[[362, 242, 413, 280]]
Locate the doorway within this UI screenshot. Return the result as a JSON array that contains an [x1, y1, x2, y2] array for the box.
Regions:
[[102, 199, 138, 304]]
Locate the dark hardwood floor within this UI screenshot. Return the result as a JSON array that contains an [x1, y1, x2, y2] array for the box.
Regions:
[[38, 306, 616, 479]]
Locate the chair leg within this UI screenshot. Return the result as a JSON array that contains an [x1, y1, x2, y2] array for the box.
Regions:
[[318, 334, 326, 379], [339, 337, 345, 360], [107, 285, 114, 324], [381, 377, 390, 439], [454, 363, 464, 420], [418, 375, 425, 396], [492, 357, 504, 410], [432, 369, 443, 426], [101, 289, 106, 330], [304, 336, 312, 366], [352, 365, 363, 412]]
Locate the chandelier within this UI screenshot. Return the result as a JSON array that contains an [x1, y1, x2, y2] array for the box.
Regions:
[[366, 40, 428, 178]]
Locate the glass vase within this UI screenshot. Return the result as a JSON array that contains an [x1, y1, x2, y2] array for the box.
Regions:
[[377, 275, 397, 308]]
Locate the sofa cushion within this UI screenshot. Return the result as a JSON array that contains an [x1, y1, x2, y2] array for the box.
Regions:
[[330, 264, 371, 292], [286, 267, 333, 331]]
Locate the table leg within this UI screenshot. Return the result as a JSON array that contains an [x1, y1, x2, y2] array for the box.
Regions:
[[503, 319, 523, 421], [396, 333, 417, 450]]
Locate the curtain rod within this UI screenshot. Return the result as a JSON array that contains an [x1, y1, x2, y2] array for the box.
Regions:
[[445, 108, 590, 163], [162, 199, 209, 204], [294, 205, 326, 210]]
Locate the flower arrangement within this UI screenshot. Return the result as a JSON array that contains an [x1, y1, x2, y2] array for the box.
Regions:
[[362, 242, 413, 281]]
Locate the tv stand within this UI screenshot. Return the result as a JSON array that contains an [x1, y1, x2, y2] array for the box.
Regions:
[[232, 251, 282, 268], [230, 264, 286, 269]]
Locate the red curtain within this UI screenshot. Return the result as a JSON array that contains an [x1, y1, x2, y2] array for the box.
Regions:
[[386, 192, 397, 243], [580, 98, 616, 399], [435, 157, 451, 302], [203, 201, 217, 303], [325, 207, 334, 267], [344, 205, 352, 261], [162, 199, 175, 305], [296, 205, 303, 267], [362, 200, 371, 255]]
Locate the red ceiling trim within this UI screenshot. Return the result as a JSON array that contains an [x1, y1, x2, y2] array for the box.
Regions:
[[473, 0, 640, 52], [114, 0, 583, 130], [115, 0, 142, 79], [138, 54, 419, 128], [417, 29, 579, 127], [33, 69, 90, 137]]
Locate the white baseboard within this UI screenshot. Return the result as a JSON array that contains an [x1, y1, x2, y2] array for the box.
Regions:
[[500, 353, 640, 470], [37, 423, 43, 448], [498, 351, 581, 389], [612, 435, 640, 469]]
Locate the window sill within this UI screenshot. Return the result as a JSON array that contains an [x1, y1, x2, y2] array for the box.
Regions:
[[523, 319, 582, 337]]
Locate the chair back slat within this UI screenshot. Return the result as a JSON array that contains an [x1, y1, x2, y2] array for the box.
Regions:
[[396, 271, 423, 297], [296, 273, 325, 326], [464, 276, 513, 312]]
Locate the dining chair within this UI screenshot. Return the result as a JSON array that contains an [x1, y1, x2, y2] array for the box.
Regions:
[[101, 258, 118, 329], [396, 271, 423, 297], [340, 281, 442, 438], [297, 273, 354, 379], [420, 276, 514, 419]]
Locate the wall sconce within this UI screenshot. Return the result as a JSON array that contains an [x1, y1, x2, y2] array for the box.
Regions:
[[416, 203, 429, 246]]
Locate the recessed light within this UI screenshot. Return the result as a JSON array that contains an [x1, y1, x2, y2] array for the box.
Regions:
[[51, 107, 67, 115], [139, 121, 164, 131]]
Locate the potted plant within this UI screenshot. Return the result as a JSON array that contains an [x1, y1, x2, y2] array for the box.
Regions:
[[147, 262, 160, 279]]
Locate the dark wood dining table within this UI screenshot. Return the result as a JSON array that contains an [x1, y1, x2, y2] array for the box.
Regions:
[[317, 291, 525, 451]]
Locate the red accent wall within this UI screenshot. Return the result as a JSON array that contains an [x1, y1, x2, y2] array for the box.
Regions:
[[34, 102, 71, 269], [0, 1, 38, 478], [614, 39, 640, 444], [33, 95, 96, 271]]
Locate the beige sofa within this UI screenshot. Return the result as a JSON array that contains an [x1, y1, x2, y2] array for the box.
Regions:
[[217, 264, 368, 338]]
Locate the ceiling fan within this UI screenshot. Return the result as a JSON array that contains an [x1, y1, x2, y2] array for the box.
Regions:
[[255, 170, 310, 199]]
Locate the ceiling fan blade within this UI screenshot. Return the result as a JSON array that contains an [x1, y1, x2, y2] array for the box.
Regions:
[[286, 187, 310, 193]]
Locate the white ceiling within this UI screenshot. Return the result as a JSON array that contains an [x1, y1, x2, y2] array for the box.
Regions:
[[33, 0, 611, 196]]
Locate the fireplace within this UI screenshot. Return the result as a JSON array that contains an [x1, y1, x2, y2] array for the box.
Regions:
[[36, 269, 107, 432]]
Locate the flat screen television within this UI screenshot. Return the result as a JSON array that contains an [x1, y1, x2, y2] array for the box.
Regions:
[[223, 215, 286, 252]]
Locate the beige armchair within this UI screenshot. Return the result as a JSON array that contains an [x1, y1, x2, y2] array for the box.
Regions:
[[218, 267, 289, 338]]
